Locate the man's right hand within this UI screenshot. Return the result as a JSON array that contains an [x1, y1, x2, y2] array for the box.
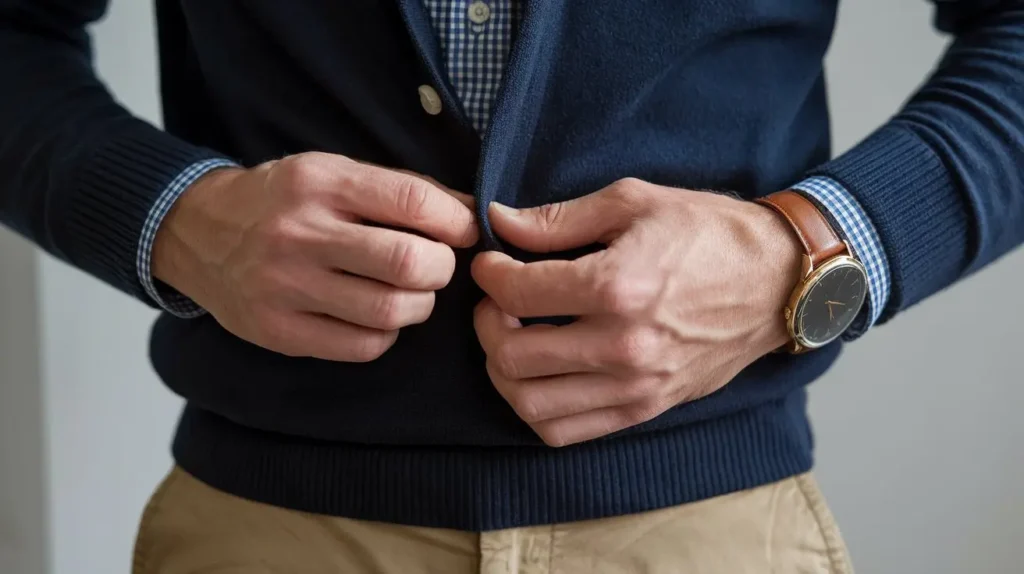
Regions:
[[152, 152, 478, 362]]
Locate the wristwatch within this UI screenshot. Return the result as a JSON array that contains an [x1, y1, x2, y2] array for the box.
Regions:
[[755, 190, 869, 353]]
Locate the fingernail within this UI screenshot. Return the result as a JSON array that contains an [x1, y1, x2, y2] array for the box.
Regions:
[[490, 202, 519, 216]]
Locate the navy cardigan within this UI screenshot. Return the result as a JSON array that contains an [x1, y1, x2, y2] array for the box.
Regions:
[[1, 0, 1022, 529]]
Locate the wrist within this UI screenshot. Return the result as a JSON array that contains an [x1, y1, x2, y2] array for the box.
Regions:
[[152, 166, 248, 305], [748, 201, 805, 353]]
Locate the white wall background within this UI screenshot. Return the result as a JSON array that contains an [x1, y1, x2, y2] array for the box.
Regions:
[[0, 232, 45, 574], [0, 1, 1022, 573]]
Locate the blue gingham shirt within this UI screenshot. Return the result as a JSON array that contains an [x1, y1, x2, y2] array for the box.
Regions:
[[139, 0, 890, 338]]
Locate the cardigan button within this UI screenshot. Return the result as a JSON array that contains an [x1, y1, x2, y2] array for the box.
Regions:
[[418, 85, 443, 116]]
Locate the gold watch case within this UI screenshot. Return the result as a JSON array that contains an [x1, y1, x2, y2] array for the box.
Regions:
[[782, 250, 868, 354]]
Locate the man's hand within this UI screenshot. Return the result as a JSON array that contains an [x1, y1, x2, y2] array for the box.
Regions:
[[471, 178, 803, 446], [153, 152, 478, 362]]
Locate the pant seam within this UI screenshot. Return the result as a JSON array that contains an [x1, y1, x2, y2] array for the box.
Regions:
[[765, 480, 783, 572], [794, 474, 854, 574]]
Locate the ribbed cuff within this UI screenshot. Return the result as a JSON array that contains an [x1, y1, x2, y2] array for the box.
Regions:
[[57, 122, 233, 307], [808, 124, 971, 322]]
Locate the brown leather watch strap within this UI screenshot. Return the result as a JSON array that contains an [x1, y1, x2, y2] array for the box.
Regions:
[[755, 190, 847, 268]]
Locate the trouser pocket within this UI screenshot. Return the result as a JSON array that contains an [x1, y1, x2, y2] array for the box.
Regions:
[[794, 473, 856, 574]]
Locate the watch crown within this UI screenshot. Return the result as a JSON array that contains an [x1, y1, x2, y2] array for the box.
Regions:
[[784, 307, 792, 320]]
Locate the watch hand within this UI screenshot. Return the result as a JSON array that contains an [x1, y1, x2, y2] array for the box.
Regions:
[[827, 304, 834, 321], [825, 300, 845, 306]]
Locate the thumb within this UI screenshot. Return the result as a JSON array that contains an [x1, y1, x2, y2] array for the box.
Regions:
[[488, 190, 630, 253]]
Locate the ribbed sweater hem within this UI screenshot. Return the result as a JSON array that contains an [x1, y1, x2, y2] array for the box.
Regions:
[[172, 391, 814, 531]]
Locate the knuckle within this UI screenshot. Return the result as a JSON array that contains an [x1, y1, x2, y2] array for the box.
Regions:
[[388, 239, 424, 285], [537, 427, 568, 448], [492, 342, 522, 380], [606, 178, 647, 213], [395, 177, 433, 221], [623, 398, 668, 425], [596, 270, 656, 315], [608, 177, 642, 199], [611, 177, 643, 192], [272, 153, 325, 197], [597, 273, 637, 314], [496, 275, 530, 317], [596, 275, 627, 312], [609, 327, 658, 371], [434, 247, 457, 286], [372, 292, 405, 330], [349, 331, 397, 363], [508, 388, 542, 423], [619, 407, 648, 427], [416, 292, 437, 323], [535, 201, 565, 232], [262, 215, 302, 243]]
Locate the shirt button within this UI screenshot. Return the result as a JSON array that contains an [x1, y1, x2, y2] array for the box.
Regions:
[[467, 1, 491, 24], [417, 85, 443, 115]]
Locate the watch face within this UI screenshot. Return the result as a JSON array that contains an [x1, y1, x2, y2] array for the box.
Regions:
[[794, 261, 868, 348]]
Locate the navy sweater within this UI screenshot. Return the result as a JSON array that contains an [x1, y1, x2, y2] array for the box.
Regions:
[[1, 0, 1022, 530]]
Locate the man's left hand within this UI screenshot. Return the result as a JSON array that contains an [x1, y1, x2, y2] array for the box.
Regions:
[[472, 178, 804, 446]]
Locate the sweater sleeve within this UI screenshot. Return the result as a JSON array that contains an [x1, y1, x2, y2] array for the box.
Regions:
[[0, 0, 231, 307], [808, 0, 1024, 322]]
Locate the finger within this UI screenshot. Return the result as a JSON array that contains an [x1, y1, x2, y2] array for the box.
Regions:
[[471, 250, 607, 317], [303, 272, 435, 330], [473, 296, 523, 356], [325, 221, 456, 290], [531, 400, 669, 447], [352, 158, 477, 211], [341, 162, 479, 247], [487, 188, 634, 252], [489, 368, 654, 423], [484, 315, 668, 379], [275, 312, 399, 363], [483, 318, 611, 379], [392, 168, 476, 210]]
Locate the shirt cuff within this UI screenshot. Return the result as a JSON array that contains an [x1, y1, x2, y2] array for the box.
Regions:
[[136, 158, 240, 318], [791, 176, 892, 339]]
